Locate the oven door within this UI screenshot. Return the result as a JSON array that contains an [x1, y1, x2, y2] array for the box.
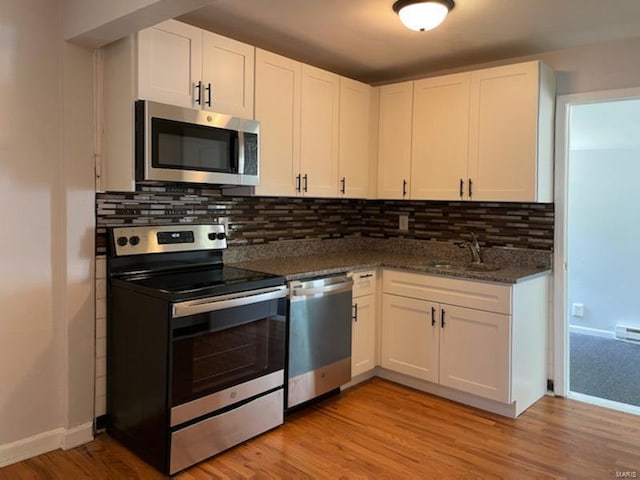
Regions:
[[170, 285, 287, 426]]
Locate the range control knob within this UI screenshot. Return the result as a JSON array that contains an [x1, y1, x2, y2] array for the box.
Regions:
[[207, 233, 217, 241], [216, 232, 226, 240], [129, 236, 140, 246], [116, 236, 128, 247]]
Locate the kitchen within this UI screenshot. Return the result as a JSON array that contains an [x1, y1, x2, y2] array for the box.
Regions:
[[2, 0, 640, 478]]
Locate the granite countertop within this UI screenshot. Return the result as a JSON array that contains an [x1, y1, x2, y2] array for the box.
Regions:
[[229, 250, 551, 284]]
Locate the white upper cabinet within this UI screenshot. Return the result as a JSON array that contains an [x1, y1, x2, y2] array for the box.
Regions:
[[411, 73, 471, 201], [138, 20, 255, 118], [254, 49, 300, 197], [377, 81, 413, 199], [137, 21, 202, 109], [468, 61, 554, 202], [377, 61, 554, 202], [201, 31, 254, 118], [338, 77, 371, 198], [254, 51, 343, 198], [300, 64, 340, 197]]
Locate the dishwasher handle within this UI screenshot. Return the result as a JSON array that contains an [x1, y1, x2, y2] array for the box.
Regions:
[[289, 277, 353, 301]]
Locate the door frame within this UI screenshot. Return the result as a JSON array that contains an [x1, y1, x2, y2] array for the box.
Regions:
[[553, 87, 640, 396]]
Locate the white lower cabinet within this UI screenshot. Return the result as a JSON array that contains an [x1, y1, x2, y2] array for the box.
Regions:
[[381, 295, 438, 382], [380, 269, 548, 416], [350, 270, 377, 378], [438, 305, 510, 403]]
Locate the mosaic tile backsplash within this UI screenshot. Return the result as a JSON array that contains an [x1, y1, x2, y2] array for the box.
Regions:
[[96, 186, 554, 254]]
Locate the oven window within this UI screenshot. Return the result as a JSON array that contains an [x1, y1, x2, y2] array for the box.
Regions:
[[171, 298, 285, 407], [152, 117, 238, 173]]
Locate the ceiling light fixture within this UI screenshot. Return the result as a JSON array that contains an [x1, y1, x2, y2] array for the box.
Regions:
[[392, 0, 455, 32]]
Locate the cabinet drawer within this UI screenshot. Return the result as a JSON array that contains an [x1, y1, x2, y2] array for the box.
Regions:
[[350, 270, 377, 298], [383, 270, 511, 314]]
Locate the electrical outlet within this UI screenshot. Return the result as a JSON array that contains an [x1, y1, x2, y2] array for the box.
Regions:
[[572, 303, 584, 318], [399, 214, 409, 231]]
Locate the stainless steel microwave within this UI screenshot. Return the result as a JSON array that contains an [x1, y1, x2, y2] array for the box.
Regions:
[[135, 100, 259, 186]]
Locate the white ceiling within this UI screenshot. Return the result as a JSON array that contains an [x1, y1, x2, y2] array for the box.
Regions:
[[178, 0, 640, 84]]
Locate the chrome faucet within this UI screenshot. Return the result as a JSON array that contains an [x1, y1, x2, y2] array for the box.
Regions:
[[458, 232, 482, 264]]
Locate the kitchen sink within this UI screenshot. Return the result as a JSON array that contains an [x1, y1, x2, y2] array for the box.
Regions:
[[426, 261, 502, 273]]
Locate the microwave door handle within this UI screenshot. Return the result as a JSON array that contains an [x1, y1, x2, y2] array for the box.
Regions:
[[236, 133, 243, 174]]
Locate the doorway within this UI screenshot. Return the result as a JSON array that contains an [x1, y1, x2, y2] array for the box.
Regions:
[[555, 89, 640, 414]]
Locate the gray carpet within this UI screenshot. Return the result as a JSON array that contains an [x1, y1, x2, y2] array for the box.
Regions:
[[570, 332, 640, 407]]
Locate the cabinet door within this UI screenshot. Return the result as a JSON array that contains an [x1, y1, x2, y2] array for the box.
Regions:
[[352, 294, 376, 377], [300, 64, 340, 197], [377, 82, 413, 199], [468, 62, 540, 201], [381, 294, 439, 382], [254, 49, 300, 197], [138, 20, 202, 108], [439, 305, 511, 403], [339, 77, 371, 198], [411, 73, 470, 200], [201, 31, 254, 118]]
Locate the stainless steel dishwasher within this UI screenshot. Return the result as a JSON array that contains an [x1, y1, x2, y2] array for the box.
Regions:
[[287, 275, 354, 409]]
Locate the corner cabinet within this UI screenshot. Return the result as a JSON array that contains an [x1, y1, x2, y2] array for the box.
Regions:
[[376, 81, 413, 199], [338, 78, 371, 198], [380, 270, 548, 416], [255, 50, 369, 198], [138, 19, 254, 118], [378, 61, 555, 202]]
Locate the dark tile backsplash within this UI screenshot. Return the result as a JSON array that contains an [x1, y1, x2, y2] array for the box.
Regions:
[[96, 186, 554, 254]]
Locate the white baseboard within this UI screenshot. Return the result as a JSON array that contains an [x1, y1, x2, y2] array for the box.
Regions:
[[568, 391, 640, 416], [0, 422, 93, 468], [376, 368, 519, 418], [569, 324, 615, 339], [62, 422, 94, 450]]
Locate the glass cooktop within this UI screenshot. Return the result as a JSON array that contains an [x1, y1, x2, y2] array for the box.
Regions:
[[114, 265, 285, 301]]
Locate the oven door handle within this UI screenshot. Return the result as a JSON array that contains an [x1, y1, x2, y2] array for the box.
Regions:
[[172, 285, 288, 318]]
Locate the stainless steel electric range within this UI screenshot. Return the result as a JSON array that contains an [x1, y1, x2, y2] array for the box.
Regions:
[[106, 224, 287, 476]]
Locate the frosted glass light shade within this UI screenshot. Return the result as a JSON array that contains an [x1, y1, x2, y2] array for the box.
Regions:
[[393, 0, 454, 32]]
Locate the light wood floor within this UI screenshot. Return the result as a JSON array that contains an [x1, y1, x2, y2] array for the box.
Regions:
[[2, 378, 640, 479]]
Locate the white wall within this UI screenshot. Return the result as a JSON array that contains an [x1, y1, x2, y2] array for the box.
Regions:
[[61, 42, 96, 430], [0, 0, 65, 446], [568, 100, 640, 332], [0, 0, 95, 465], [63, 0, 215, 47], [399, 36, 640, 96]]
